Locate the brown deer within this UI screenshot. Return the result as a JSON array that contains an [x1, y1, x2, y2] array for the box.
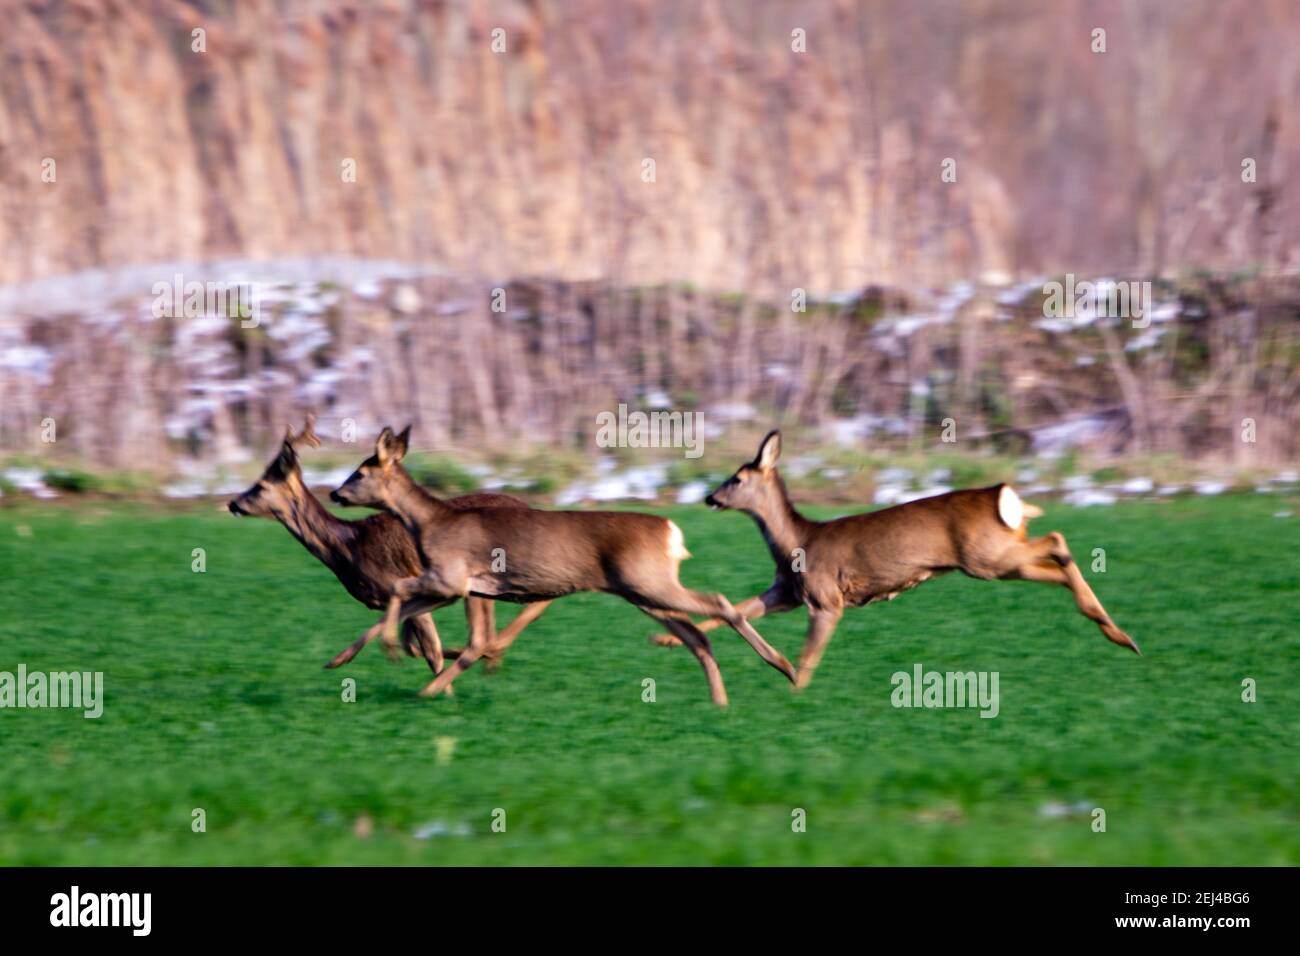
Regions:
[[654, 431, 1140, 689], [328, 426, 797, 704], [227, 417, 550, 684]]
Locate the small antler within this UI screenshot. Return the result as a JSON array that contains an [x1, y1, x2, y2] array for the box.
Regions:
[[285, 413, 321, 450]]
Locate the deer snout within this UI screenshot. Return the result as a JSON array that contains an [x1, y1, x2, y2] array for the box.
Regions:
[[329, 489, 347, 505], [227, 499, 246, 516]]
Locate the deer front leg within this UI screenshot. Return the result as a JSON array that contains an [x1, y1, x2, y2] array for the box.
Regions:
[[444, 599, 504, 669], [472, 600, 498, 670], [326, 615, 391, 669], [381, 594, 404, 657], [726, 605, 798, 684], [444, 600, 488, 661], [794, 604, 844, 690], [446, 600, 552, 669], [381, 576, 434, 655], [324, 629, 376, 669], [634, 583, 796, 685], [650, 583, 795, 646], [417, 600, 488, 699], [330, 595, 447, 670]]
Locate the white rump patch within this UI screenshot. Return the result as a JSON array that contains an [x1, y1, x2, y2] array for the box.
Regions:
[[997, 485, 1024, 529], [666, 521, 692, 561]]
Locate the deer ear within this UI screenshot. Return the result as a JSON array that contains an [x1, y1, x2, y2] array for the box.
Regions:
[[375, 426, 397, 465], [376, 426, 409, 465], [756, 430, 782, 471], [274, 440, 298, 474], [300, 414, 321, 448]]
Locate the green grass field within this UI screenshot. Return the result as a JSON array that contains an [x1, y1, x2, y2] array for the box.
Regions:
[[0, 494, 1296, 865]]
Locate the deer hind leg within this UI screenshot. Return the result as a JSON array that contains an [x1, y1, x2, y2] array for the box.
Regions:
[[444, 598, 495, 664], [326, 596, 446, 670], [631, 582, 796, 685], [794, 604, 844, 690], [484, 600, 551, 664], [639, 608, 728, 706], [399, 616, 422, 658], [650, 583, 796, 647], [402, 614, 441, 670], [475, 601, 500, 671], [1002, 532, 1140, 654], [404, 613, 455, 694]]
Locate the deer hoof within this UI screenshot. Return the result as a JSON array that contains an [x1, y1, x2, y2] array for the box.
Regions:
[[1107, 626, 1142, 655]]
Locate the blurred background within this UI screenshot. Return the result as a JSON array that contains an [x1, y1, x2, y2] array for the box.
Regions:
[[1, 0, 1298, 504], [1, 0, 1298, 871]]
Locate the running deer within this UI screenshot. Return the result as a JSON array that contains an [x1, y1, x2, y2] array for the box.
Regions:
[[227, 416, 550, 683], [654, 431, 1140, 689], [329, 426, 796, 704]]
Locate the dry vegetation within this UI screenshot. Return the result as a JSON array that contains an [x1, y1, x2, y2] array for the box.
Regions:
[[2, 0, 1297, 288], [2, 273, 1297, 483], [1, 0, 1298, 483]]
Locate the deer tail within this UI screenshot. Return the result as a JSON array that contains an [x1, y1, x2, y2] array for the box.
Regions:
[[996, 484, 1043, 529]]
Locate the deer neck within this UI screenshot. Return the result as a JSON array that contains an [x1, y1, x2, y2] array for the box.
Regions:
[[746, 473, 813, 569], [278, 486, 357, 571], [380, 467, 452, 539]]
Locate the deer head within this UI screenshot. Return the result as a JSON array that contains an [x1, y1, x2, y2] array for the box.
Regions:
[[330, 425, 410, 509], [705, 430, 784, 514], [227, 415, 321, 517]]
